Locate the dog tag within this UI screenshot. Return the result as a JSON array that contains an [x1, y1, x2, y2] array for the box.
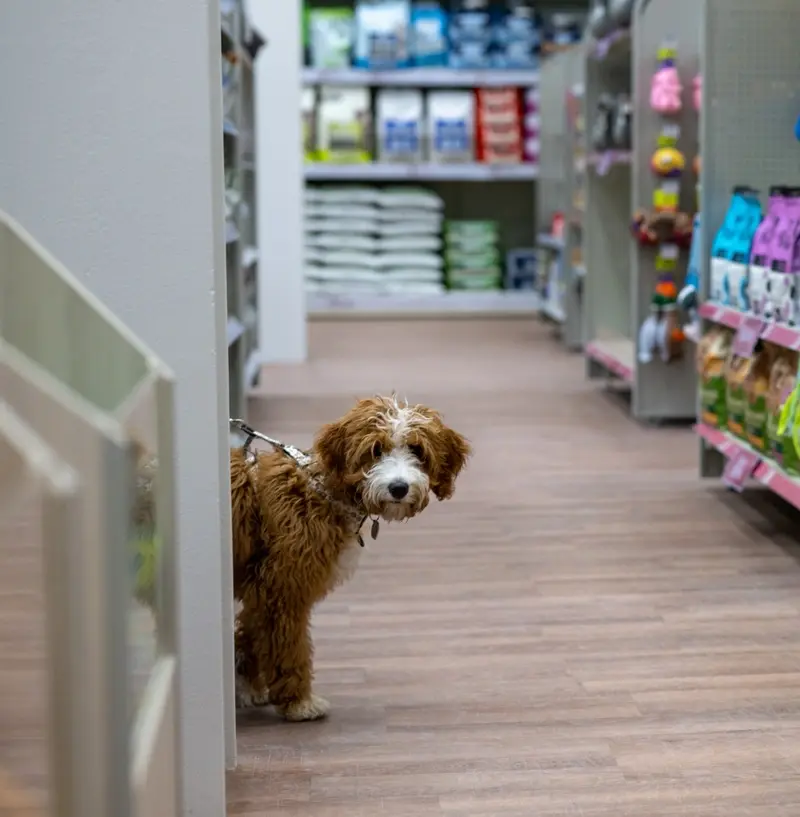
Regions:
[[357, 533, 365, 548], [371, 518, 380, 540]]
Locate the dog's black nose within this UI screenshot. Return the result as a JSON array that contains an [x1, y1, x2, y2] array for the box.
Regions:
[[388, 481, 409, 500]]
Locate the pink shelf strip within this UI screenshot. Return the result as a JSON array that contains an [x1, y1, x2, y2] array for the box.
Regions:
[[694, 422, 800, 510], [698, 303, 800, 352], [585, 341, 634, 383]]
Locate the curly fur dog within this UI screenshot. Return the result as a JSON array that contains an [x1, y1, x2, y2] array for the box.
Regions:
[[231, 395, 471, 721]]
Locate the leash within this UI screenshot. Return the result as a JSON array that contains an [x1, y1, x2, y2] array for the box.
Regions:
[[229, 418, 378, 547]]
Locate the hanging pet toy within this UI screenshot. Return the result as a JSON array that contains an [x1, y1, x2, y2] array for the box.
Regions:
[[650, 41, 683, 115]]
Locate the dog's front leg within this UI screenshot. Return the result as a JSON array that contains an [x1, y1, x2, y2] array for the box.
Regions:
[[267, 612, 330, 722]]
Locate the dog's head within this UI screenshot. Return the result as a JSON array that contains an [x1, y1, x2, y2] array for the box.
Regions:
[[313, 395, 471, 522]]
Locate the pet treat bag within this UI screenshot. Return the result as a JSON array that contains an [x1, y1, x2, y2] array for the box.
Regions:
[[724, 347, 754, 441], [376, 90, 424, 163], [779, 382, 800, 475], [766, 349, 799, 464], [316, 87, 372, 163], [744, 345, 775, 453], [427, 91, 475, 163], [697, 327, 731, 429], [309, 8, 355, 68]]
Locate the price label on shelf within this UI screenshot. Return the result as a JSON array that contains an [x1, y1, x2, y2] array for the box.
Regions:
[[722, 448, 761, 492], [732, 316, 765, 358]]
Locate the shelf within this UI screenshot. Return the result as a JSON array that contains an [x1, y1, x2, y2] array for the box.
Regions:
[[304, 163, 539, 182], [302, 67, 540, 88], [698, 303, 800, 352], [244, 349, 261, 386], [307, 290, 541, 318], [585, 338, 634, 383], [588, 150, 632, 175], [536, 233, 565, 252], [541, 301, 565, 323], [695, 422, 800, 510], [226, 316, 244, 347], [589, 27, 631, 62]]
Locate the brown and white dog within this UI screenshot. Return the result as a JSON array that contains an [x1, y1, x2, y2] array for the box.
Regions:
[[230, 395, 471, 721]]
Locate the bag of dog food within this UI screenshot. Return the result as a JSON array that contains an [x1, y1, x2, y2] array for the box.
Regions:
[[354, 0, 411, 68], [427, 91, 475, 163], [696, 327, 731, 429], [309, 8, 354, 68], [744, 345, 775, 452], [316, 87, 372, 163], [724, 346, 754, 440], [376, 90, 424, 163], [766, 349, 799, 464]]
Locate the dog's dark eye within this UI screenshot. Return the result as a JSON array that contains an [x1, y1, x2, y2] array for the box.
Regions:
[[409, 444, 424, 460], [372, 442, 382, 458]]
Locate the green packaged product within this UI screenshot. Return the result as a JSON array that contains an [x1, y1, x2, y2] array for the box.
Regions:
[[696, 327, 731, 429], [779, 383, 800, 475], [446, 248, 501, 269], [724, 350, 752, 441], [743, 346, 773, 453], [765, 349, 798, 465]]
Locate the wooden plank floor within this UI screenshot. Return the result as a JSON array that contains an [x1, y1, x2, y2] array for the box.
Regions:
[[229, 319, 800, 817]]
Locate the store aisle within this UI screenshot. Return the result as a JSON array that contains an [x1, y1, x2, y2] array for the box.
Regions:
[[227, 319, 800, 817]]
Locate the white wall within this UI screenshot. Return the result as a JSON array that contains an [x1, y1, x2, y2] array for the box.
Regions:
[[0, 2, 230, 815], [250, 0, 308, 363]]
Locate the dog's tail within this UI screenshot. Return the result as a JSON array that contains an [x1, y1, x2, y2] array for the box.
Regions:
[[229, 448, 261, 578]]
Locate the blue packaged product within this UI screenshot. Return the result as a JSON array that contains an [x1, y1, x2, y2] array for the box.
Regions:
[[449, 41, 493, 68], [448, 0, 493, 45], [411, 4, 448, 66], [354, 0, 411, 69]]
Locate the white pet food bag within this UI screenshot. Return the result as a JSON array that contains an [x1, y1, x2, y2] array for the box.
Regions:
[[316, 87, 372, 163], [426, 91, 475, 163], [354, 0, 411, 69], [376, 90, 424, 163], [309, 9, 354, 68]]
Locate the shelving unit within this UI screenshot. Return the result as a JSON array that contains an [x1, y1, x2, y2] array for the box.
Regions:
[[583, 0, 700, 421], [696, 0, 800, 512], [222, 0, 259, 416], [537, 43, 585, 347], [583, 21, 633, 385], [289, 3, 595, 320]]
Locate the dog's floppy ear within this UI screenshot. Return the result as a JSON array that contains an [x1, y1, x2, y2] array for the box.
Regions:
[[429, 425, 471, 501], [314, 419, 350, 480]]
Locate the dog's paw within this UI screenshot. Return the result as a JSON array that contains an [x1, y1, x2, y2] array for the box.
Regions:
[[235, 673, 269, 709], [279, 694, 330, 722]]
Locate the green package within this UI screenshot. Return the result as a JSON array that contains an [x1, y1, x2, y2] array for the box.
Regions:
[[744, 349, 773, 453], [698, 330, 731, 429], [765, 353, 798, 465], [779, 385, 800, 474], [725, 355, 752, 441]]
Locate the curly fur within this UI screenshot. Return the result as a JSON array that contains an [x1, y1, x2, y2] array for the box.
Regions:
[[231, 395, 471, 720]]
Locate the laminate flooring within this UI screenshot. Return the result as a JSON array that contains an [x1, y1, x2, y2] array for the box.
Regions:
[[229, 318, 800, 817]]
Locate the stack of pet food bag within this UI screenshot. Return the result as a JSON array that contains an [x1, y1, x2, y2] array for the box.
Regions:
[[697, 328, 800, 468]]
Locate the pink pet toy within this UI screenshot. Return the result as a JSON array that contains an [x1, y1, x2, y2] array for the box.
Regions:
[[650, 44, 682, 114]]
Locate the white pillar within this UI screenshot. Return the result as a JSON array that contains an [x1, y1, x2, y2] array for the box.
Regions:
[[0, 2, 230, 815], [250, 0, 308, 364]]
